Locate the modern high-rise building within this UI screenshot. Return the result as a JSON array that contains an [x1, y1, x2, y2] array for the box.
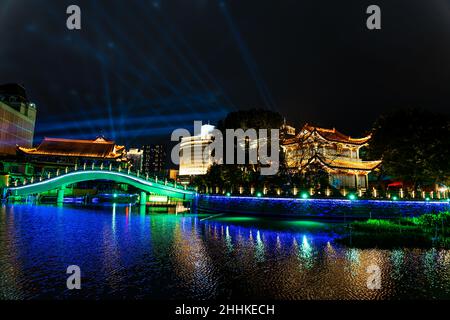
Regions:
[[0, 84, 36, 156], [142, 144, 166, 175], [127, 148, 144, 172]]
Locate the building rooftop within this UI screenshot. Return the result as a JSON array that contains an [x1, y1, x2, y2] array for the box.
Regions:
[[17, 136, 126, 159], [0, 83, 29, 104], [317, 156, 382, 172], [283, 124, 372, 146]]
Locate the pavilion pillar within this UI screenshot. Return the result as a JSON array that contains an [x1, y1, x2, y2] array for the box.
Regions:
[[140, 191, 147, 206]]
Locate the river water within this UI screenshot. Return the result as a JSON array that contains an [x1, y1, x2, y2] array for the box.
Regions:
[[1, 204, 450, 300]]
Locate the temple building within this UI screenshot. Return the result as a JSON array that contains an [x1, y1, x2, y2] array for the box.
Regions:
[[282, 124, 382, 190], [17, 136, 128, 172]]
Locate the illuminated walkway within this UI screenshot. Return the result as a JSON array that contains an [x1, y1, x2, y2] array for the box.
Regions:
[[5, 168, 196, 201]]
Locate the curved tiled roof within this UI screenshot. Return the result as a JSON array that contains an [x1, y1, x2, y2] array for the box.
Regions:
[[283, 124, 372, 146], [17, 137, 126, 159], [316, 156, 381, 171]]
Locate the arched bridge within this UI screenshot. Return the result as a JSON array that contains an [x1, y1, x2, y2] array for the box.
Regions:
[[5, 169, 196, 201]]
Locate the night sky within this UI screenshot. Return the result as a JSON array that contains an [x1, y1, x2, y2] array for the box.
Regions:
[[1, 0, 450, 146]]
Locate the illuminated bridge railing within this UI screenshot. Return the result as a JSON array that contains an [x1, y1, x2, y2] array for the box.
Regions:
[[9, 165, 195, 192]]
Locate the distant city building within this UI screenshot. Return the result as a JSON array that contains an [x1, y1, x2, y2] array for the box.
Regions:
[[143, 144, 166, 175], [127, 148, 143, 171], [282, 124, 382, 190], [0, 83, 36, 156], [179, 125, 215, 176], [17, 136, 128, 170]]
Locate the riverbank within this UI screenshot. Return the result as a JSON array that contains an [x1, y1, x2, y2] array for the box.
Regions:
[[337, 211, 450, 249]]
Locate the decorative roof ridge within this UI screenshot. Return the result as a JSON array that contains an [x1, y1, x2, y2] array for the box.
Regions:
[[347, 134, 373, 142], [304, 123, 335, 133], [305, 125, 371, 145], [17, 146, 37, 152], [42, 137, 115, 144]]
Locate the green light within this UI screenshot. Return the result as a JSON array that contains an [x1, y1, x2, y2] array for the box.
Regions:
[[392, 196, 398, 201], [148, 195, 168, 202], [218, 217, 257, 222], [256, 192, 262, 197], [113, 193, 118, 198], [348, 194, 356, 200], [226, 192, 231, 197], [301, 193, 309, 199], [425, 197, 430, 201]]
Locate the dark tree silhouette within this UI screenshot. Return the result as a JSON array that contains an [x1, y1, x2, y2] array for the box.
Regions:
[[368, 108, 450, 188]]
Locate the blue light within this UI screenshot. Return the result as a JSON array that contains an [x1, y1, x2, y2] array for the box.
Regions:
[[204, 194, 449, 206]]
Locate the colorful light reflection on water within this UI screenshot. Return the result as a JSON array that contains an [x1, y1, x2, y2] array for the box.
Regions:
[[1, 204, 450, 299]]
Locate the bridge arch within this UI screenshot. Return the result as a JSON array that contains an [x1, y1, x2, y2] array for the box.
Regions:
[[6, 170, 195, 201]]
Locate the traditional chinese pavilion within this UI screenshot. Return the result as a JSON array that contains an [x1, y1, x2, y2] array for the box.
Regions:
[[17, 136, 128, 168], [282, 124, 381, 190]]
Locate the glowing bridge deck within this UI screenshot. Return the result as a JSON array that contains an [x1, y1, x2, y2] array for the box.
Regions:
[[5, 169, 196, 201]]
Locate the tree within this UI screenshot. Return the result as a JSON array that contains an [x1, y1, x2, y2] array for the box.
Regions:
[[204, 163, 224, 192], [367, 108, 450, 188], [217, 108, 284, 131], [220, 108, 283, 179]]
